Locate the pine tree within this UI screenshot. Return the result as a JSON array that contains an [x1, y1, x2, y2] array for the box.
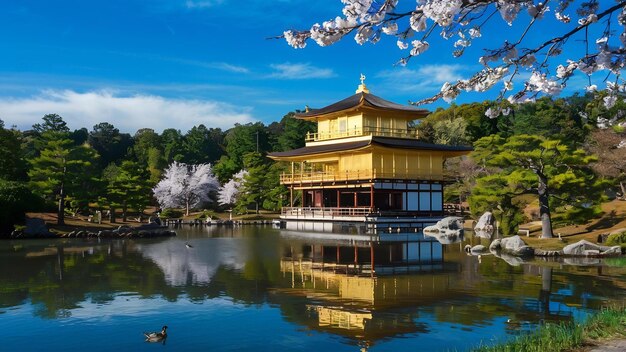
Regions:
[[472, 134, 602, 238], [29, 136, 99, 225], [104, 161, 151, 222]]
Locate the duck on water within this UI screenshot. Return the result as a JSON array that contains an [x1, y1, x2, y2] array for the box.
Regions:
[[144, 326, 167, 343]]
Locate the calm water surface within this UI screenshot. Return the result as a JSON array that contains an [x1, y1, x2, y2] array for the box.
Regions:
[[1, 226, 626, 351]]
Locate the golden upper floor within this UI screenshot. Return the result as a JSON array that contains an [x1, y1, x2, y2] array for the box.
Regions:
[[295, 82, 428, 143]]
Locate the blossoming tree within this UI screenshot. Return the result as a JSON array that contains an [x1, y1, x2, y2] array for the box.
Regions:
[[218, 169, 248, 207], [283, 1, 626, 115], [153, 162, 220, 216]]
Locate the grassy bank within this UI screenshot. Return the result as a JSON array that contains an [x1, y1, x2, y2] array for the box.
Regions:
[[472, 307, 626, 352]]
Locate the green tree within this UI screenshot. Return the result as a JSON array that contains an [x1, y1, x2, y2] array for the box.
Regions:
[[103, 161, 151, 222], [181, 125, 224, 164], [88, 122, 133, 168], [224, 123, 270, 170], [24, 114, 73, 159], [28, 137, 99, 225], [161, 128, 184, 163], [215, 123, 269, 182], [0, 120, 26, 181], [469, 173, 532, 237], [236, 152, 269, 214], [262, 163, 288, 211], [274, 112, 316, 152], [0, 180, 41, 235], [472, 134, 602, 238], [132, 128, 161, 165], [32, 113, 70, 135], [506, 97, 588, 142], [146, 147, 166, 185]]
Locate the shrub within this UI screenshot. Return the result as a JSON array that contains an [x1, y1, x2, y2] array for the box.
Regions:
[[0, 180, 42, 235], [160, 208, 183, 219], [196, 210, 218, 220], [606, 231, 626, 247]]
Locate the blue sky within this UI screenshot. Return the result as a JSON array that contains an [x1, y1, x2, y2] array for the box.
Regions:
[[0, 1, 598, 132]]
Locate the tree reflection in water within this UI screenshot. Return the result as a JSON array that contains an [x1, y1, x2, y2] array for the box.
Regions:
[[0, 226, 625, 350]]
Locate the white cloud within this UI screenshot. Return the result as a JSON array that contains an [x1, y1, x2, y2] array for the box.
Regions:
[[0, 90, 255, 133], [268, 62, 335, 79], [170, 57, 249, 73], [376, 64, 468, 92], [185, 0, 224, 9]]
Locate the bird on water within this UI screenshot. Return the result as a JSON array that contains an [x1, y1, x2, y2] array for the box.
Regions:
[[144, 325, 168, 343]]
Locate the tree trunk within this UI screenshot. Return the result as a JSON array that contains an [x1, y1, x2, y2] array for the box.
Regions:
[[122, 201, 128, 222], [57, 186, 65, 226], [110, 207, 116, 223], [186, 199, 190, 216], [620, 181, 626, 199], [537, 173, 553, 239], [255, 201, 259, 214]]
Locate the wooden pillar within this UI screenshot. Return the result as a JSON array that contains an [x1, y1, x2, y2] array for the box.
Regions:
[[290, 186, 294, 207], [337, 190, 340, 208], [336, 246, 340, 263], [354, 245, 358, 263], [370, 242, 375, 277], [370, 184, 374, 210], [354, 192, 358, 207]]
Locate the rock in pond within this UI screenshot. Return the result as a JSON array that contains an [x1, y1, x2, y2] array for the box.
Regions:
[[474, 212, 495, 240], [423, 216, 464, 244]]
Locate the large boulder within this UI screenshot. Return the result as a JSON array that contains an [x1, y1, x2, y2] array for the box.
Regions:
[[474, 212, 495, 239], [423, 217, 464, 244], [489, 235, 534, 257], [562, 240, 621, 257]]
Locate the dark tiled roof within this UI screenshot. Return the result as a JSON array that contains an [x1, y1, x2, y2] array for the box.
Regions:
[[267, 137, 472, 158], [371, 137, 473, 152], [296, 92, 429, 118], [268, 140, 371, 158]]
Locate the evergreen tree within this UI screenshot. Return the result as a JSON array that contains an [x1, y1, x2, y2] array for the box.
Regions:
[[0, 120, 26, 181], [181, 125, 224, 164], [28, 137, 99, 225], [88, 122, 133, 168], [275, 112, 316, 152], [103, 161, 151, 222], [236, 152, 269, 214], [161, 128, 184, 163], [472, 134, 602, 238]]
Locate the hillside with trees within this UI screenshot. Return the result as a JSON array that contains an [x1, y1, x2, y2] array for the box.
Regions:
[[0, 93, 624, 238]]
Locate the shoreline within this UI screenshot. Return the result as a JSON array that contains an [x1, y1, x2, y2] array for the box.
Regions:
[[471, 307, 626, 352]]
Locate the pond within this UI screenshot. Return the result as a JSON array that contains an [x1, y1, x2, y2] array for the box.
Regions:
[[1, 225, 626, 351]]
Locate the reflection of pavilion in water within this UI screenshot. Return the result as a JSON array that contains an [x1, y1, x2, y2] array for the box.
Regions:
[[278, 231, 458, 345], [275, 231, 582, 347]]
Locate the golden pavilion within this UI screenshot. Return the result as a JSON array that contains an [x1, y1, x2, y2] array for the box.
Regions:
[[268, 76, 471, 226]]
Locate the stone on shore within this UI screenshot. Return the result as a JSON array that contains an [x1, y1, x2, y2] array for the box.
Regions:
[[562, 240, 621, 257], [489, 235, 534, 257]]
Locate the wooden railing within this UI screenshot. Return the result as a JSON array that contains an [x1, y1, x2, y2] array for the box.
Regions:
[[280, 168, 442, 184], [305, 126, 419, 142], [281, 207, 373, 219]]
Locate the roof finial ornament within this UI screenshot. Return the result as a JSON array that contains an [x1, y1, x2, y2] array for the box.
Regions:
[[356, 73, 370, 94]]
